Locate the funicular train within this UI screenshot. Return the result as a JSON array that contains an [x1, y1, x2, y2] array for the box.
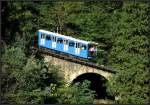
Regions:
[[37, 29, 98, 59]]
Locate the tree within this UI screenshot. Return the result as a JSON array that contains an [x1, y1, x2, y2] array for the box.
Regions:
[[106, 1, 149, 104], [1, 38, 64, 104], [57, 80, 96, 104], [1, 1, 149, 104]]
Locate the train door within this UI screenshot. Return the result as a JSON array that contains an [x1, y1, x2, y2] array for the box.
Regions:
[[45, 34, 51, 48], [41, 33, 45, 46], [75, 43, 80, 55], [64, 39, 68, 51], [52, 36, 57, 48]]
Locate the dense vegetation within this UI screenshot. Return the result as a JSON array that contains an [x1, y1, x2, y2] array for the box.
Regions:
[[1, 1, 149, 104]]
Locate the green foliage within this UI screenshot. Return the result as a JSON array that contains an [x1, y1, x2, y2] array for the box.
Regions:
[[2, 46, 25, 66], [2, 1, 149, 104], [47, 64, 65, 87], [2, 43, 26, 68], [106, 2, 149, 104], [1, 40, 64, 104], [57, 80, 96, 104]]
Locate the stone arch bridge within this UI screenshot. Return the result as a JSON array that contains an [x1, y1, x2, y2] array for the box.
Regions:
[[43, 54, 115, 85]]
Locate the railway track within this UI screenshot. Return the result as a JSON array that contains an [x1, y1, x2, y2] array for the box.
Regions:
[[31, 46, 116, 74]]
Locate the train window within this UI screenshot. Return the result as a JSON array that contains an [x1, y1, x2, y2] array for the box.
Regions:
[[78, 43, 81, 48], [46, 35, 51, 40], [75, 43, 78, 48], [52, 36, 56, 42], [41, 33, 44, 39], [81, 44, 86, 50], [76, 43, 80, 48], [57, 38, 63, 44], [69, 41, 75, 47], [64, 40, 68, 44]]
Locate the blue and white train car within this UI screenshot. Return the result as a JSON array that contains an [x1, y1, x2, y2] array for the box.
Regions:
[[38, 29, 98, 59]]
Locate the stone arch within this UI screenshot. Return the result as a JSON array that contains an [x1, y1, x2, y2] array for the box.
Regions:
[[70, 72, 113, 99], [67, 68, 112, 84], [71, 72, 107, 85], [43, 54, 115, 101]]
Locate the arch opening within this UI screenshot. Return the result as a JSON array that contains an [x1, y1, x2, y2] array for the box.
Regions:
[[71, 73, 114, 100]]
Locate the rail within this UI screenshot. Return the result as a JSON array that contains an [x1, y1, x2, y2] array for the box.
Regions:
[[31, 46, 116, 74]]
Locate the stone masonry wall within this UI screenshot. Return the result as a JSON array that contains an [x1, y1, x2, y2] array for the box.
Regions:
[[43, 55, 113, 84]]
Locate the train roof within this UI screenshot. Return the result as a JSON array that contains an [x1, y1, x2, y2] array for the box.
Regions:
[[39, 29, 97, 45]]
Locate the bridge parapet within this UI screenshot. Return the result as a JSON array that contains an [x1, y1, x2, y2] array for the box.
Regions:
[[43, 54, 114, 84]]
